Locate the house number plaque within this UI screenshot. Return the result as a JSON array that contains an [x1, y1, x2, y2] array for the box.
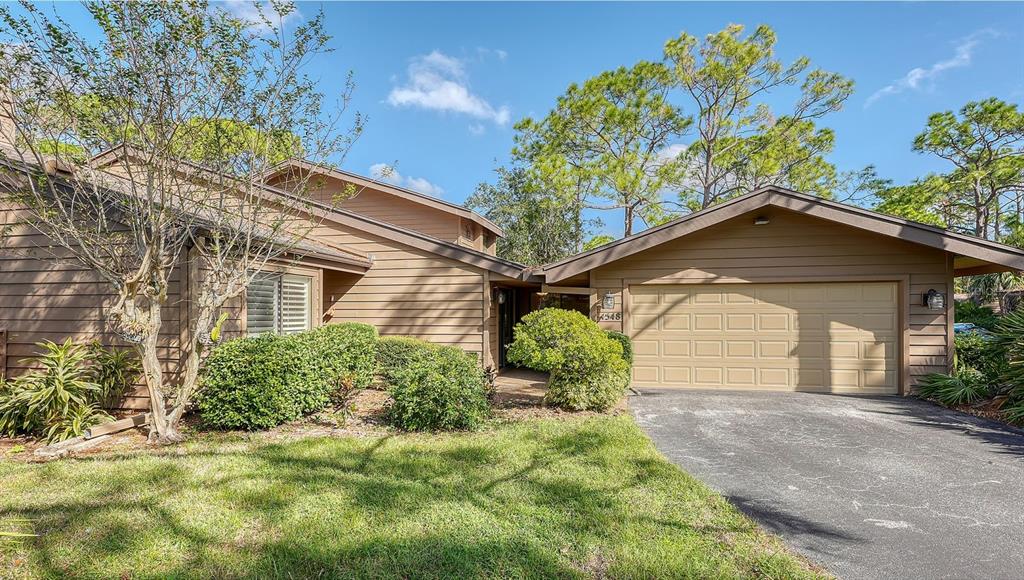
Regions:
[[598, 312, 622, 321]]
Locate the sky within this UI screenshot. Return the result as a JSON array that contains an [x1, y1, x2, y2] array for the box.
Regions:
[[35, 1, 1024, 238]]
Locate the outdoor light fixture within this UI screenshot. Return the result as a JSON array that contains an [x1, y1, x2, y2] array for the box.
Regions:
[[603, 291, 615, 310], [497, 290, 506, 305], [753, 216, 770, 225], [923, 289, 946, 310]]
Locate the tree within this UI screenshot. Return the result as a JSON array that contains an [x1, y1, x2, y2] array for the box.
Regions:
[[910, 98, 1024, 239], [663, 24, 854, 209], [513, 62, 691, 236], [466, 165, 593, 265], [0, 1, 362, 443]]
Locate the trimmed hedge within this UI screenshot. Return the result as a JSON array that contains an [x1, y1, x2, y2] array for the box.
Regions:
[[295, 322, 379, 389], [508, 308, 629, 411], [198, 323, 379, 430], [387, 345, 490, 431], [376, 336, 441, 387]]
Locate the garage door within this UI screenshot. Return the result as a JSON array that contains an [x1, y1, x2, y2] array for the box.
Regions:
[[628, 282, 899, 393]]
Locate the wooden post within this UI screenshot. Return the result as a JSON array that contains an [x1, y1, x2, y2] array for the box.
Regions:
[[0, 329, 6, 380]]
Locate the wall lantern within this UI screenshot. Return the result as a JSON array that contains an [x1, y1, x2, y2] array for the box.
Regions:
[[496, 290, 506, 305], [602, 291, 615, 310], [923, 289, 946, 310]]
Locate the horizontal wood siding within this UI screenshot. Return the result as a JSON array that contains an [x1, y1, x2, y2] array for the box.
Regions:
[[0, 206, 184, 409], [591, 209, 952, 390], [267, 173, 462, 243], [315, 219, 485, 355]]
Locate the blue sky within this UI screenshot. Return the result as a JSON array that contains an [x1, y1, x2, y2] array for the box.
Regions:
[[43, 1, 1024, 237]]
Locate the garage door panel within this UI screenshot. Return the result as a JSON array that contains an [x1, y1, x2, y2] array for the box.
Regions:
[[629, 282, 899, 393]]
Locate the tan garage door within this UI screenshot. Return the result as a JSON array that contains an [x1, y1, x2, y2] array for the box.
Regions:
[[628, 282, 899, 393]]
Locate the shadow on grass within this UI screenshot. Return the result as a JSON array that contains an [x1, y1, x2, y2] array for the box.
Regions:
[[0, 418, 806, 579]]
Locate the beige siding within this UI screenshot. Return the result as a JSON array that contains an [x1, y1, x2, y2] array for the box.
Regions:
[[0, 205, 185, 409], [266, 173, 463, 243], [313, 219, 485, 355], [591, 209, 952, 391]]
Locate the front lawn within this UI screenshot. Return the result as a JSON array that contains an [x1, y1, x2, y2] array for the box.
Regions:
[[0, 416, 823, 579]]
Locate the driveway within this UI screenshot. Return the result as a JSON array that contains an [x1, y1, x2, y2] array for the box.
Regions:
[[630, 390, 1024, 580]]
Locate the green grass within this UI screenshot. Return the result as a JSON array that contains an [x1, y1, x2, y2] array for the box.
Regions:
[[0, 416, 823, 579]]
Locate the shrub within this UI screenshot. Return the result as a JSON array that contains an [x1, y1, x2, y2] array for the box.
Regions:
[[955, 301, 1000, 330], [507, 308, 620, 372], [198, 334, 324, 430], [294, 323, 378, 390], [87, 341, 142, 409], [376, 336, 440, 387], [918, 368, 991, 406], [954, 332, 1008, 386], [0, 340, 111, 443], [605, 331, 633, 365], [387, 345, 490, 431], [508, 308, 629, 411]]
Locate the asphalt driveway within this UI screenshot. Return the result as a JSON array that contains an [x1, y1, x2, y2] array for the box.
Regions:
[[630, 389, 1024, 580]]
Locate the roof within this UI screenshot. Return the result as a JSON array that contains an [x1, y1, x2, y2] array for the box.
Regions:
[[5, 148, 371, 274], [88, 145, 529, 279], [261, 158, 505, 237], [543, 186, 1024, 283]]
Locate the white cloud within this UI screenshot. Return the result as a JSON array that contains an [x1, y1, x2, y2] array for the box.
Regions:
[[865, 29, 998, 108], [221, 1, 302, 33], [369, 163, 445, 197], [386, 50, 510, 125], [656, 143, 688, 164], [468, 123, 486, 136]]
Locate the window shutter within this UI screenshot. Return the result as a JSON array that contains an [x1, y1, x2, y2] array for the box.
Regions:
[[280, 275, 311, 334], [246, 274, 279, 336]]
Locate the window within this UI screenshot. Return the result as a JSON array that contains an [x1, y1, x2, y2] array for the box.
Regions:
[[246, 273, 312, 336]]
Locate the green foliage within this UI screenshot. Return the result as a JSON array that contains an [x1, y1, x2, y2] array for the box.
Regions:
[[87, 342, 142, 409], [664, 24, 854, 210], [954, 332, 1008, 386], [605, 331, 634, 365], [994, 309, 1024, 408], [198, 335, 310, 431], [386, 346, 490, 431], [1004, 400, 1024, 426], [508, 308, 629, 411], [954, 301, 1000, 330], [199, 324, 381, 430], [918, 369, 991, 406], [879, 98, 1024, 240], [583, 234, 616, 251], [376, 336, 442, 387], [514, 61, 690, 236], [294, 323, 379, 390], [0, 340, 112, 443], [467, 166, 594, 265], [507, 308, 616, 372]]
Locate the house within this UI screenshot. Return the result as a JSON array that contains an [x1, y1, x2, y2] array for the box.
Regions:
[[4, 133, 1024, 406]]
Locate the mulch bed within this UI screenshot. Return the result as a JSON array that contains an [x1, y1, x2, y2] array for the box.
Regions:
[[1, 384, 621, 461]]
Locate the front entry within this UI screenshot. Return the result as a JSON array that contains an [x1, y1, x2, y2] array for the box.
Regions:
[[497, 288, 519, 368]]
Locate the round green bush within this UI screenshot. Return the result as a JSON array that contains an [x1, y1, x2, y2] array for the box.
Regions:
[[508, 308, 629, 411], [605, 330, 633, 365], [376, 336, 441, 387], [387, 345, 490, 431], [197, 334, 318, 430], [507, 308, 620, 372]]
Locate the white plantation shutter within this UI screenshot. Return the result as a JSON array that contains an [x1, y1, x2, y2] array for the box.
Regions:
[[280, 275, 311, 334], [245, 273, 312, 336], [246, 274, 279, 336]]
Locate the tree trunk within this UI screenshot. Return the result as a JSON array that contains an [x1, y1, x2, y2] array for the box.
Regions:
[[133, 298, 185, 445], [624, 205, 634, 236]]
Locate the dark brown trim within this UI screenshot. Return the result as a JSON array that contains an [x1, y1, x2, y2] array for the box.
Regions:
[[543, 187, 1024, 283]]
